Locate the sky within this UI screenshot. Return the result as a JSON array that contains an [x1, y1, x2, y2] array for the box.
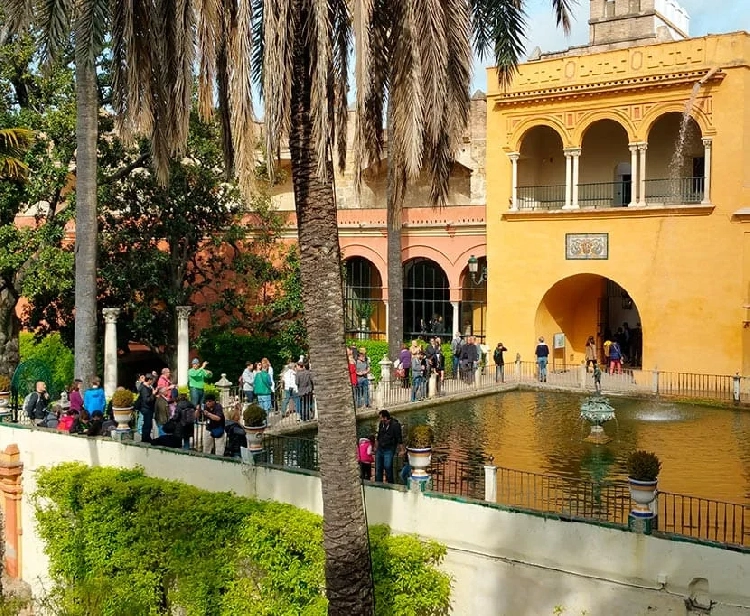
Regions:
[[472, 0, 750, 92]]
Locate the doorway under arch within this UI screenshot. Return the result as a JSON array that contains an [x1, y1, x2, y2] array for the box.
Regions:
[[535, 274, 643, 369], [459, 257, 487, 342], [403, 258, 450, 340]]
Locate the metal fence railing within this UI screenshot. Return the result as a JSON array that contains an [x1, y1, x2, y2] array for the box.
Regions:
[[658, 491, 750, 547], [430, 457, 486, 500], [517, 185, 566, 210], [644, 176, 705, 205], [577, 181, 630, 209]]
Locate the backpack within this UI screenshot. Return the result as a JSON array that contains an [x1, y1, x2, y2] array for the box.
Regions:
[[177, 401, 196, 426], [23, 392, 38, 420]]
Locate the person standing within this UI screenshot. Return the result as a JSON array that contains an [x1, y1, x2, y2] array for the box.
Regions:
[[357, 435, 375, 480], [69, 379, 84, 413], [450, 332, 462, 378], [432, 338, 445, 395], [398, 343, 412, 389], [239, 361, 255, 403], [136, 374, 156, 443], [188, 359, 212, 409], [535, 337, 550, 383], [410, 350, 427, 402], [295, 362, 315, 421], [355, 350, 371, 409], [374, 410, 403, 484], [201, 393, 226, 456], [459, 336, 479, 383], [585, 336, 598, 373], [609, 339, 623, 374], [493, 343, 508, 383], [280, 361, 298, 415], [83, 377, 105, 416], [253, 359, 274, 412]]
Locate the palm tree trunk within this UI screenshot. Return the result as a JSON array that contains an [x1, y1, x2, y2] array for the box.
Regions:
[[0, 285, 20, 380], [386, 104, 404, 360], [289, 1, 374, 613], [73, 54, 99, 382]]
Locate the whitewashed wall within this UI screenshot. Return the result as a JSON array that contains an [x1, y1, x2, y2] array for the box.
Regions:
[[2, 425, 748, 615]]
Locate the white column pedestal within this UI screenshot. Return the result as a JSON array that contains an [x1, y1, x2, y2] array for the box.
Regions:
[[702, 138, 712, 204], [638, 144, 648, 207], [102, 308, 121, 400], [628, 143, 639, 207], [176, 306, 192, 387], [508, 152, 520, 210], [570, 149, 581, 209], [563, 151, 573, 209]]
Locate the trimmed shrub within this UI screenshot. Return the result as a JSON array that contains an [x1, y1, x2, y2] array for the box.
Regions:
[[34, 463, 451, 615]]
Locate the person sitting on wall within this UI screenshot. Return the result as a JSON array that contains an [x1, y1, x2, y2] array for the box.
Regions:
[[224, 406, 248, 458], [37, 404, 61, 430], [151, 419, 182, 449], [24, 381, 50, 421]]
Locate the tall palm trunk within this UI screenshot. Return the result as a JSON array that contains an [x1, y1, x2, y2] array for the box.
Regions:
[[289, 1, 374, 612], [386, 108, 404, 360], [73, 55, 99, 382], [0, 286, 20, 380]]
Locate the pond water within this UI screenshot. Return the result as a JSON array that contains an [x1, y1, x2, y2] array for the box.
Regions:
[[356, 390, 750, 504]]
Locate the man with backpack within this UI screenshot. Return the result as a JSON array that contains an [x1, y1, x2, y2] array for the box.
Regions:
[[134, 374, 156, 443], [173, 393, 196, 450], [24, 381, 50, 421]]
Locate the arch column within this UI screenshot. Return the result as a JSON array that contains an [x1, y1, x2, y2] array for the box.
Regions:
[[628, 143, 640, 207], [563, 149, 573, 209], [702, 138, 712, 204], [176, 306, 192, 387], [570, 148, 581, 208], [0, 444, 23, 578], [102, 308, 120, 399], [508, 152, 520, 210], [638, 143, 648, 207]]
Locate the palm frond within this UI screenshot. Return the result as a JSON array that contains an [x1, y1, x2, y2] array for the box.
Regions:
[[552, 0, 573, 34], [331, 0, 350, 172], [0, 128, 33, 180], [165, 0, 195, 157], [309, 0, 332, 180], [74, 0, 108, 69], [38, 0, 74, 61], [0, 0, 35, 34], [196, 0, 221, 120], [415, 0, 448, 146], [261, 0, 294, 181], [351, 0, 372, 192], [216, 43, 234, 176]]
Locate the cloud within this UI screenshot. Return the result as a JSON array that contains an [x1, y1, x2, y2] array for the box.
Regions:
[[472, 0, 750, 92]]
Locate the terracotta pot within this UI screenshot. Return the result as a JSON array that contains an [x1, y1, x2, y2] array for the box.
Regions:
[[244, 423, 266, 452], [407, 447, 432, 479], [628, 477, 658, 517], [112, 406, 134, 432]]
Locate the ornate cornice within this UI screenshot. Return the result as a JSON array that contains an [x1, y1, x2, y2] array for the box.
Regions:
[[502, 204, 715, 221], [490, 69, 726, 108]]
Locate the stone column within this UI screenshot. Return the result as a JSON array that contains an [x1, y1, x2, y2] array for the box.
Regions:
[[508, 152, 520, 210], [483, 464, 497, 503], [628, 143, 640, 206], [702, 138, 712, 204], [383, 300, 389, 343], [638, 143, 648, 207], [570, 148, 581, 209], [450, 301, 460, 338], [563, 150, 573, 209], [0, 444, 23, 578], [176, 306, 192, 387], [102, 308, 121, 399]]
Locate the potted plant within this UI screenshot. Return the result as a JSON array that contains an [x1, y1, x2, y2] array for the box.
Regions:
[[355, 300, 375, 338], [243, 403, 267, 452], [0, 375, 10, 408], [626, 450, 661, 517], [111, 389, 136, 432], [406, 424, 435, 480]]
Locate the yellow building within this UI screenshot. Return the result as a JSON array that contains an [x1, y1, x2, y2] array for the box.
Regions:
[[486, 0, 750, 375]]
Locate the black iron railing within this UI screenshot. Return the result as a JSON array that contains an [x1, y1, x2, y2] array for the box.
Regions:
[[577, 181, 631, 208], [644, 177, 705, 204], [517, 185, 566, 210], [658, 491, 750, 547]]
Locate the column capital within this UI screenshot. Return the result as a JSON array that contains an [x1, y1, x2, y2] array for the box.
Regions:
[[637, 142, 648, 151], [176, 305, 193, 320], [702, 137, 713, 147], [507, 151, 520, 161], [628, 142, 640, 152], [564, 147, 582, 157], [102, 308, 121, 325]]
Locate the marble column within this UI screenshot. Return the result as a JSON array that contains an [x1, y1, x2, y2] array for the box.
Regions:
[[702, 138, 712, 204], [102, 308, 121, 399], [450, 301, 460, 338], [570, 148, 581, 208], [638, 143, 648, 207], [508, 152, 520, 210], [563, 150, 573, 209], [176, 306, 192, 387], [628, 143, 640, 207]]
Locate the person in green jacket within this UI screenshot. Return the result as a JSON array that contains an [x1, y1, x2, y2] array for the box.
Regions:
[[188, 358, 212, 410], [253, 358, 274, 412]]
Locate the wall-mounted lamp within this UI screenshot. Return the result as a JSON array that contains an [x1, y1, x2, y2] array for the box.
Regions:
[[468, 255, 487, 285]]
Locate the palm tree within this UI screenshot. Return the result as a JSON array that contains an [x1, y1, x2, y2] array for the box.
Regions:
[[0, 2, 108, 382], [0, 128, 33, 180], [108, 0, 572, 612]]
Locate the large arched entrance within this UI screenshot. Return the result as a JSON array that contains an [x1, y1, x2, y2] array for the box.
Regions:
[[459, 257, 487, 342], [403, 258, 450, 340], [344, 257, 384, 340], [535, 274, 643, 369]]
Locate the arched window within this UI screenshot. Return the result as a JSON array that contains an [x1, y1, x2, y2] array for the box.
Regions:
[[403, 258, 450, 340]]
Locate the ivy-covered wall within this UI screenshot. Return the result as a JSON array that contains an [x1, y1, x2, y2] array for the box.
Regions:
[[34, 463, 452, 615]]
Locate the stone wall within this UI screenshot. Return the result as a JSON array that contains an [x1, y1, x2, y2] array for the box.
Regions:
[[1, 425, 748, 615]]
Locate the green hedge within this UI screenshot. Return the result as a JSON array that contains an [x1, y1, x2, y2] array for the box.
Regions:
[[19, 332, 74, 396], [34, 463, 451, 615]]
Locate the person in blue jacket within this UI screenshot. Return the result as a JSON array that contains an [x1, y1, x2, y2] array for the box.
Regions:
[[83, 377, 106, 417]]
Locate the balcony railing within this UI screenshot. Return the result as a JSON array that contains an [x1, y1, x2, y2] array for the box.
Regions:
[[577, 181, 630, 209], [644, 177, 704, 204], [517, 185, 565, 210]]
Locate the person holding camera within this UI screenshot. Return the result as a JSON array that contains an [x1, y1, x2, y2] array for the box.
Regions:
[[202, 393, 226, 456]]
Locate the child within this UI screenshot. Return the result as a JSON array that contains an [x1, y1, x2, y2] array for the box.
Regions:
[[357, 435, 375, 480]]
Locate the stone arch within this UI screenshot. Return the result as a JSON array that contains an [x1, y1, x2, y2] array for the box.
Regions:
[[402, 257, 452, 339], [578, 119, 633, 207], [341, 244, 387, 285], [534, 274, 643, 368], [511, 117, 571, 151], [639, 103, 711, 142], [574, 110, 636, 145], [401, 244, 453, 282], [344, 256, 386, 340]]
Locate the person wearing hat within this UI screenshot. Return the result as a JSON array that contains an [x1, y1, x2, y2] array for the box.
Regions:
[[188, 358, 212, 410]]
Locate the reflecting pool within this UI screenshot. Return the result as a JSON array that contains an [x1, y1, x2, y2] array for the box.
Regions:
[[357, 390, 750, 504]]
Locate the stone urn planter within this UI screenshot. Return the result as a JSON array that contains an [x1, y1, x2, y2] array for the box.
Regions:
[[406, 425, 434, 480], [243, 403, 267, 453], [111, 389, 136, 433], [626, 450, 661, 529]]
